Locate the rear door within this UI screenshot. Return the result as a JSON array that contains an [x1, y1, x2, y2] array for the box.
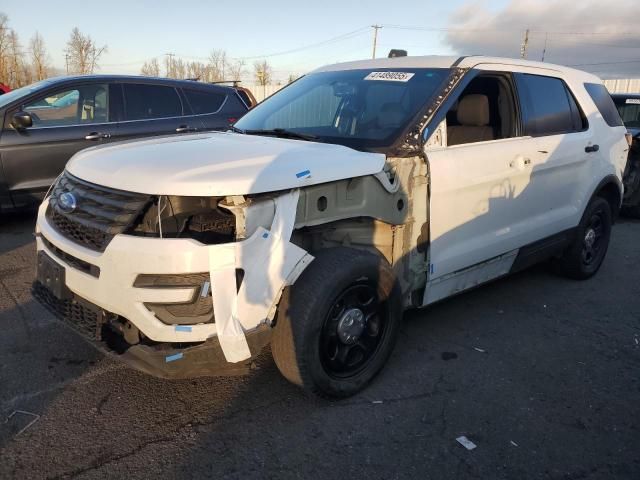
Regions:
[[112, 83, 196, 142], [514, 73, 592, 234], [0, 82, 116, 207], [181, 87, 247, 131]]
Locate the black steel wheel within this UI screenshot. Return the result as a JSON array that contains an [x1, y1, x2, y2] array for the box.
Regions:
[[271, 247, 402, 398], [320, 283, 389, 379], [552, 196, 612, 280]]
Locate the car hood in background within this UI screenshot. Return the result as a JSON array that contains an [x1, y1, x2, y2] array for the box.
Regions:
[[66, 132, 386, 196]]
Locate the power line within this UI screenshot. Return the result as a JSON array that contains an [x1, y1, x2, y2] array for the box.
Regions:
[[234, 27, 370, 60], [568, 60, 640, 66]]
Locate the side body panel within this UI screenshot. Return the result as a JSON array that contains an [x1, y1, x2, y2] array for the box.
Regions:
[[423, 62, 626, 303]]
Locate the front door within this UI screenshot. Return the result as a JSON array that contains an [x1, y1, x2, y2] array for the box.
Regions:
[[0, 83, 116, 207], [426, 72, 536, 282]]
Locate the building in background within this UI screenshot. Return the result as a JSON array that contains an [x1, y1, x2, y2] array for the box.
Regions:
[[604, 79, 640, 94]]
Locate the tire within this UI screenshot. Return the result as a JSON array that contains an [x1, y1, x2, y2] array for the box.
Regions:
[[271, 247, 402, 398], [552, 196, 612, 280]]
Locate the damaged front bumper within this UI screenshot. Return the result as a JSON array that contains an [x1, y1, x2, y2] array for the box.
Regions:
[[32, 279, 271, 378], [33, 190, 312, 377]]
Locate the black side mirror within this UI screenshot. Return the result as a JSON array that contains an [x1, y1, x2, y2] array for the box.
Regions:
[[11, 111, 33, 130]]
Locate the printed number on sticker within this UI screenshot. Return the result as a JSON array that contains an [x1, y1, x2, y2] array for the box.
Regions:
[[364, 71, 415, 82]]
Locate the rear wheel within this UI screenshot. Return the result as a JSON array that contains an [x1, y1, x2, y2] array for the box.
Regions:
[[271, 247, 402, 398], [552, 196, 612, 280]]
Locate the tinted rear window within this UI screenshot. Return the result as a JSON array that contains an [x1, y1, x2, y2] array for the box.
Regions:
[[585, 83, 624, 127], [184, 89, 226, 115], [123, 84, 182, 120], [516, 74, 583, 136]]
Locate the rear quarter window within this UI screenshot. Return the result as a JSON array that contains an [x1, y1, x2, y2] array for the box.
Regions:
[[585, 83, 624, 127], [183, 89, 226, 115]]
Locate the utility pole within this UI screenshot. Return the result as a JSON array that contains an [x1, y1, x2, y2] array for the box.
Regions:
[[541, 32, 549, 62], [371, 25, 382, 59], [165, 53, 176, 77], [65, 54, 70, 75], [256, 70, 266, 100], [520, 28, 529, 59]]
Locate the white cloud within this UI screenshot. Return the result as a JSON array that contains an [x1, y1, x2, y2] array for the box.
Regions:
[[444, 0, 640, 78]]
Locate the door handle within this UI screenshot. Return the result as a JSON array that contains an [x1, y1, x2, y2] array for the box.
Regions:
[[509, 156, 531, 169], [585, 144, 600, 153], [85, 132, 111, 140], [175, 125, 196, 133]]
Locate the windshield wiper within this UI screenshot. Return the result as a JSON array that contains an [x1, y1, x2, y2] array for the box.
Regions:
[[242, 128, 319, 141]]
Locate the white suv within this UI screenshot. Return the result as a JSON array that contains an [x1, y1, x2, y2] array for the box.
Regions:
[[34, 55, 628, 397]]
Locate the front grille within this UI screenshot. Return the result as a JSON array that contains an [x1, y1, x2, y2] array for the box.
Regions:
[[46, 172, 151, 252], [41, 235, 100, 278], [32, 281, 101, 340]]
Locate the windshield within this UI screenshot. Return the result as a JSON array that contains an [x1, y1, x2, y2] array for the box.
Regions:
[[615, 99, 640, 128], [234, 68, 450, 150], [0, 79, 54, 109]]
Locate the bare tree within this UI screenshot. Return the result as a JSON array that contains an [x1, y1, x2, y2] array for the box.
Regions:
[[164, 54, 187, 79], [6, 29, 32, 87], [253, 60, 272, 86], [140, 57, 160, 77], [65, 27, 107, 74], [0, 13, 10, 85], [207, 49, 228, 81], [29, 32, 50, 81], [228, 59, 245, 82]]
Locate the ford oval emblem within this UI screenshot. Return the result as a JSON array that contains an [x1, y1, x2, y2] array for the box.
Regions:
[[58, 191, 77, 213]]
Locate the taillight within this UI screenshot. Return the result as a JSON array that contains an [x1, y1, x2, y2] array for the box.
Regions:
[[228, 118, 237, 124]]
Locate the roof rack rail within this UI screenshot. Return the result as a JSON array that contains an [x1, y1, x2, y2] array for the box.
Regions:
[[209, 80, 243, 87]]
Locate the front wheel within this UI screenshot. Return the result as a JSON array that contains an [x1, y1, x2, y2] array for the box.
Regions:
[[552, 196, 612, 280], [271, 247, 402, 398]]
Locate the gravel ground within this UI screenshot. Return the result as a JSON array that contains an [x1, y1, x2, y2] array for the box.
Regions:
[[0, 211, 639, 480]]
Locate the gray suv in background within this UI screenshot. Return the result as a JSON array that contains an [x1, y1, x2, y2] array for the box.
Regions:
[[0, 75, 250, 211]]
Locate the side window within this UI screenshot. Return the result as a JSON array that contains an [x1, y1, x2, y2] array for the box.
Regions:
[[123, 84, 182, 120], [446, 74, 518, 146], [183, 89, 226, 115], [22, 84, 109, 127], [584, 83, 624, 127], [516, 74, 582, 136]]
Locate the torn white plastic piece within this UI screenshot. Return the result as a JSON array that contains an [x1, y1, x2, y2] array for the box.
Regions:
[[456, 436, 477, 450], [208, 189, 314, 363], [209, 244, 251, 363]]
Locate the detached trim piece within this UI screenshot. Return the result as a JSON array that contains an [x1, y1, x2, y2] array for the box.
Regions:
[[208, 189, 314, 363]]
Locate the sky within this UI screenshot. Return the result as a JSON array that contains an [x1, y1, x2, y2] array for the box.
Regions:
[[2, 0, 639, 81]]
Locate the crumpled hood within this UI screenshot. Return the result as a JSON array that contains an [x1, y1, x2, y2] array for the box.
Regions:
[[66, 132, 386, 196]]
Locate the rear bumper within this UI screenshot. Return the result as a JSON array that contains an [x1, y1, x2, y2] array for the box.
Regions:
[[32, 280, 271, 379]]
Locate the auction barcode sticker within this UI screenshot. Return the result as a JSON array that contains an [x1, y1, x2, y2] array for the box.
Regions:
[[626, 98, 640, 104], [364, 71, 415, 82]]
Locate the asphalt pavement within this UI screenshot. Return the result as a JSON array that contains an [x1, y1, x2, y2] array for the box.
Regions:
[[0, 211, 639, 479]]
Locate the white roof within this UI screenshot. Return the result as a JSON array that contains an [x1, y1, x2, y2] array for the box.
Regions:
[[313, 55, 602, 82]]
